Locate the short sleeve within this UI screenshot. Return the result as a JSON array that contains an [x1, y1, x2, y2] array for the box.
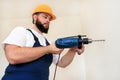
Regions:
[[52, 54, 60, 64], [2, 26, 27, 47]]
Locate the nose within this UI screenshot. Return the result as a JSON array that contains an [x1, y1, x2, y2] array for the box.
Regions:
[[45, 19, 50, 26], [44, 18, 50, 27], [47, 18, 50, 23], [47, 17, 52, 22]]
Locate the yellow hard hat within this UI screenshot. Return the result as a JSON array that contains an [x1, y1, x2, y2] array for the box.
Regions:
[[32, 4, 56, 20]]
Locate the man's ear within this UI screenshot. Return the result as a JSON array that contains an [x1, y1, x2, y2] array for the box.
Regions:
[[33, 15, 37, 24]]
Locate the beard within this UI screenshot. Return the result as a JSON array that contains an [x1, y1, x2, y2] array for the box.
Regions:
[[35, 19, 49, 34]]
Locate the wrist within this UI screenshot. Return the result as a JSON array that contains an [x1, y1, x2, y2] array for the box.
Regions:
[[44, 45, 51, 54], [69, 48, 76, 53]]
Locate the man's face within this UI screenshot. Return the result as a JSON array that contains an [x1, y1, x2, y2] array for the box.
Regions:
[[35, 13, 52, 33]]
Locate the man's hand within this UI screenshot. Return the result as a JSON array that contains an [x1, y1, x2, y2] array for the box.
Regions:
[[69, 44, 85, 55], [48, 43, 64, 54], [76, 44, 85, 55]]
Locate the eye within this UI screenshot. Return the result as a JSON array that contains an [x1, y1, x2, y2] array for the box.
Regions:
[[42, 13, 52, 21], [43, 15, 47, 19]]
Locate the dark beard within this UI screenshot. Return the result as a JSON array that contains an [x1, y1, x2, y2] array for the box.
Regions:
[[35, 19, 49, 34]]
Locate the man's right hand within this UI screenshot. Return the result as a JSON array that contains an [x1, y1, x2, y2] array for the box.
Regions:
[[48, 43, 64, 54]]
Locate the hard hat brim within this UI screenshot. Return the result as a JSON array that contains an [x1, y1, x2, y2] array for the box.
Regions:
[[45, 12, 56, 20], [32, 12, 56, 20]]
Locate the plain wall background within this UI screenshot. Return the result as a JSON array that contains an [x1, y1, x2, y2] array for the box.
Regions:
[[0, 0, 120, 80]]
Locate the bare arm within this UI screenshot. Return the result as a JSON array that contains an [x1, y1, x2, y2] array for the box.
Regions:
[[4, 43, 63, 65], [57, 45, 84, 68]]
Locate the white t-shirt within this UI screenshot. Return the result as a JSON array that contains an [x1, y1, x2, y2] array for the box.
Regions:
[[2, 26, 59, 64]]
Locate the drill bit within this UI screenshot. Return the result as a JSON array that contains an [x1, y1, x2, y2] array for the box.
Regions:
[[88, 39, 105, 44], [92, 39, 105, 42]]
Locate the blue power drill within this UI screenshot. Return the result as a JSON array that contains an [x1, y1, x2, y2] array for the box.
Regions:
[[55, 35, 105, 49]]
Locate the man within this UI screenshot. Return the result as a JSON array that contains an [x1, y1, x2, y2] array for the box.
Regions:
[[2, 4, 84, 80]]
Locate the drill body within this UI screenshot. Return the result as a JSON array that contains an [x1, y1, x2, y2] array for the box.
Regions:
[[55, 37, 79, 48], [55, 35, 92, 49]]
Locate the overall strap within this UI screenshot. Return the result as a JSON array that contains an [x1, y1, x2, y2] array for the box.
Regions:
[[27, 29, 49, 47], [45, 38, 50, 45], [27, 29, 38, 41]]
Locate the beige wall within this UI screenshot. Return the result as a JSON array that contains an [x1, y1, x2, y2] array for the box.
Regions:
[[0, 0, 120, 80]]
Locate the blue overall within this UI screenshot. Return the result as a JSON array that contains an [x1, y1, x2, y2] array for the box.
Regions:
[[2, 29, 53, 80]]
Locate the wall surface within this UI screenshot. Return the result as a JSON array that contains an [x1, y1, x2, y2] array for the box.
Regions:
[[0, 0, 120, 80], [79, 0, 120, 80]]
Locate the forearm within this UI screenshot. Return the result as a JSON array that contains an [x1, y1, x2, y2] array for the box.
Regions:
[[5, 44, 50, 64], [57, 49, 76, 68]]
